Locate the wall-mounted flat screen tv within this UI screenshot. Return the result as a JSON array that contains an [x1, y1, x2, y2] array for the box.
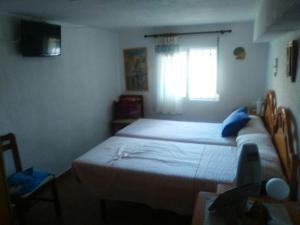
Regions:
[[21, 20, 61, 57]]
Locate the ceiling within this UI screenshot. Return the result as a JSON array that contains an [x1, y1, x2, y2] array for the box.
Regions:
[[0, 0, 259, 30]]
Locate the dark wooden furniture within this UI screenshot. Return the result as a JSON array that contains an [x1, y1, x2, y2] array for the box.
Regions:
[[192, 192, 300, 225], [111, 95, 144, 134], [262, 90, 277, 135], [261, 91, 299, 200], [0, 145, 14, 225], [273, 107, 299, 200], [218, 105, 299, 200], [231, 105, 299, 200], [0, 133, 62, 225]]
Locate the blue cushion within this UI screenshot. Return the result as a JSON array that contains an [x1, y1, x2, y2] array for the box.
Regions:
[[221, 109, 250, 137], [7, 167, 51, 196], [236, 106, 248, 113]]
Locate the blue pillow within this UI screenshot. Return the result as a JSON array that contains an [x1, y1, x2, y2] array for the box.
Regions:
[[236, 106, 248, 113], [221, 109, 250, 137]]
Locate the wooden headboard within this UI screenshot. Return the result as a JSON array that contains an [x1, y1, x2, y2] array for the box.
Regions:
[[272, 107, 299, 200], [262, 90, 277, 135]]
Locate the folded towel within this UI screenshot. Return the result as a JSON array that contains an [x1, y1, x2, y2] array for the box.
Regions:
[[7, 167, 51, 196]]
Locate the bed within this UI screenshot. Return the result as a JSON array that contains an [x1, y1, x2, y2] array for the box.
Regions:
[[116, 119, 237, 146], [115, 92, 274, 146], [73, 137, 238, 213], [72, 112, 289, 214], [72, 91, 298, 214]]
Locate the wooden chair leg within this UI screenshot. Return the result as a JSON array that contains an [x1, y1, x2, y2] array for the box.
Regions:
[[15, 200, 26, 225], [51, 178, 62, 218], [100, 200, 107, 221]]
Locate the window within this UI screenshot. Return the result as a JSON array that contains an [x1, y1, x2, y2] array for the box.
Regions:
[[156, 46, 219, 114], [168, 48, 218, 100], [187, 48, 218, 100]]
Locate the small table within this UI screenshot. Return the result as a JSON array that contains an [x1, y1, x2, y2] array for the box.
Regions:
[[192, 192, 300, 225], [248, 107, 257, 115], [216, 183, 235, 194], [110, 119, 137, 135]]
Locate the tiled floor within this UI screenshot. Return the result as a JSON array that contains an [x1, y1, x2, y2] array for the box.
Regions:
[[23, 172, 191, 225]]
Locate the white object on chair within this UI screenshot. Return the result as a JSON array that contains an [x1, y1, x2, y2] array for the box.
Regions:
[[266, 178, 290, 201]]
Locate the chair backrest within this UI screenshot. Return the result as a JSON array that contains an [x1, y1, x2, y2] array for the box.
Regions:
[[0, 146, 14, 225], [113, 95, 144, 119], [0, 133, 22, 172]]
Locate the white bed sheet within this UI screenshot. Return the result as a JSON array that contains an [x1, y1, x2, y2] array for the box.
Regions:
[[73, 136, 285, 214], [116, 118, 236, 146], [73, 136, 238, 214]]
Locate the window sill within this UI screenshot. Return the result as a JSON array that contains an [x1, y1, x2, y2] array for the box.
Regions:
[[188, 95, 220, 102]]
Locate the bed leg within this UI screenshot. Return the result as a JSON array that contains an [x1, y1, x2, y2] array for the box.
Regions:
[[100, 200, 107, 221]]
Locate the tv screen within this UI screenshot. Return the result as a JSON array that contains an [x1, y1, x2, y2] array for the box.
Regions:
[[21, 20, 61, 57]]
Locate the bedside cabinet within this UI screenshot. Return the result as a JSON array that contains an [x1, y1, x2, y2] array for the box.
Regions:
[[192, 191, 300, 225], [216, 183, 235, 194], [248, 107, 257, 116], [110, 119, 136, 135]]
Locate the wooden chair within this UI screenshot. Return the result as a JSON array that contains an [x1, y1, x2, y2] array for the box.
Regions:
[[111, 95, 144, 134], [0, 133, 62, 225], [0, 145, 14, 225]]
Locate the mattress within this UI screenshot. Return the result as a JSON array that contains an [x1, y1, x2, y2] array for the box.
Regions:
[[73, 136, 238, 214], [116, 118, 236, 146]]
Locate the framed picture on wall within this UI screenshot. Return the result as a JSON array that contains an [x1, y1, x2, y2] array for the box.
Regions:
[[287, 40, 298, 82], [123, 47, 148, 91]]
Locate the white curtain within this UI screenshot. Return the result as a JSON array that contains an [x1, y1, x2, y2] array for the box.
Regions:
[[155, 35, 219, 114], [156, 52, 187, 114], [156, 36, 186, 114]]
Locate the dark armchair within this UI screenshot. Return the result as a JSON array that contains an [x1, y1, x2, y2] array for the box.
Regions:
[[111, 95, 144, 134]]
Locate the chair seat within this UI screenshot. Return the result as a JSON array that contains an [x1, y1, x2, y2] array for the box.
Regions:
[[20, 175, 54, 198]]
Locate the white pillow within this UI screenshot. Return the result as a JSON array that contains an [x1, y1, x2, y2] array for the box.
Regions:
[[236, 133, 270, 146], [236, 134, 285, 180], [237, 115, 268, 136]]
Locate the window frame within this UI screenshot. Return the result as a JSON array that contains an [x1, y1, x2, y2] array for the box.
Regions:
[[180, 47, 219, 102]]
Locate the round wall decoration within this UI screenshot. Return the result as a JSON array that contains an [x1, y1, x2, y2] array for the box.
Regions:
[[233, 47, 246, 60]]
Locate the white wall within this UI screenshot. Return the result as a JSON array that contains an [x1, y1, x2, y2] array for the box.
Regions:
[[266, 30, 300, 161], [0, 15, 120, 175], [254, 0, 300, 42], [119, 22, 269, 122]]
